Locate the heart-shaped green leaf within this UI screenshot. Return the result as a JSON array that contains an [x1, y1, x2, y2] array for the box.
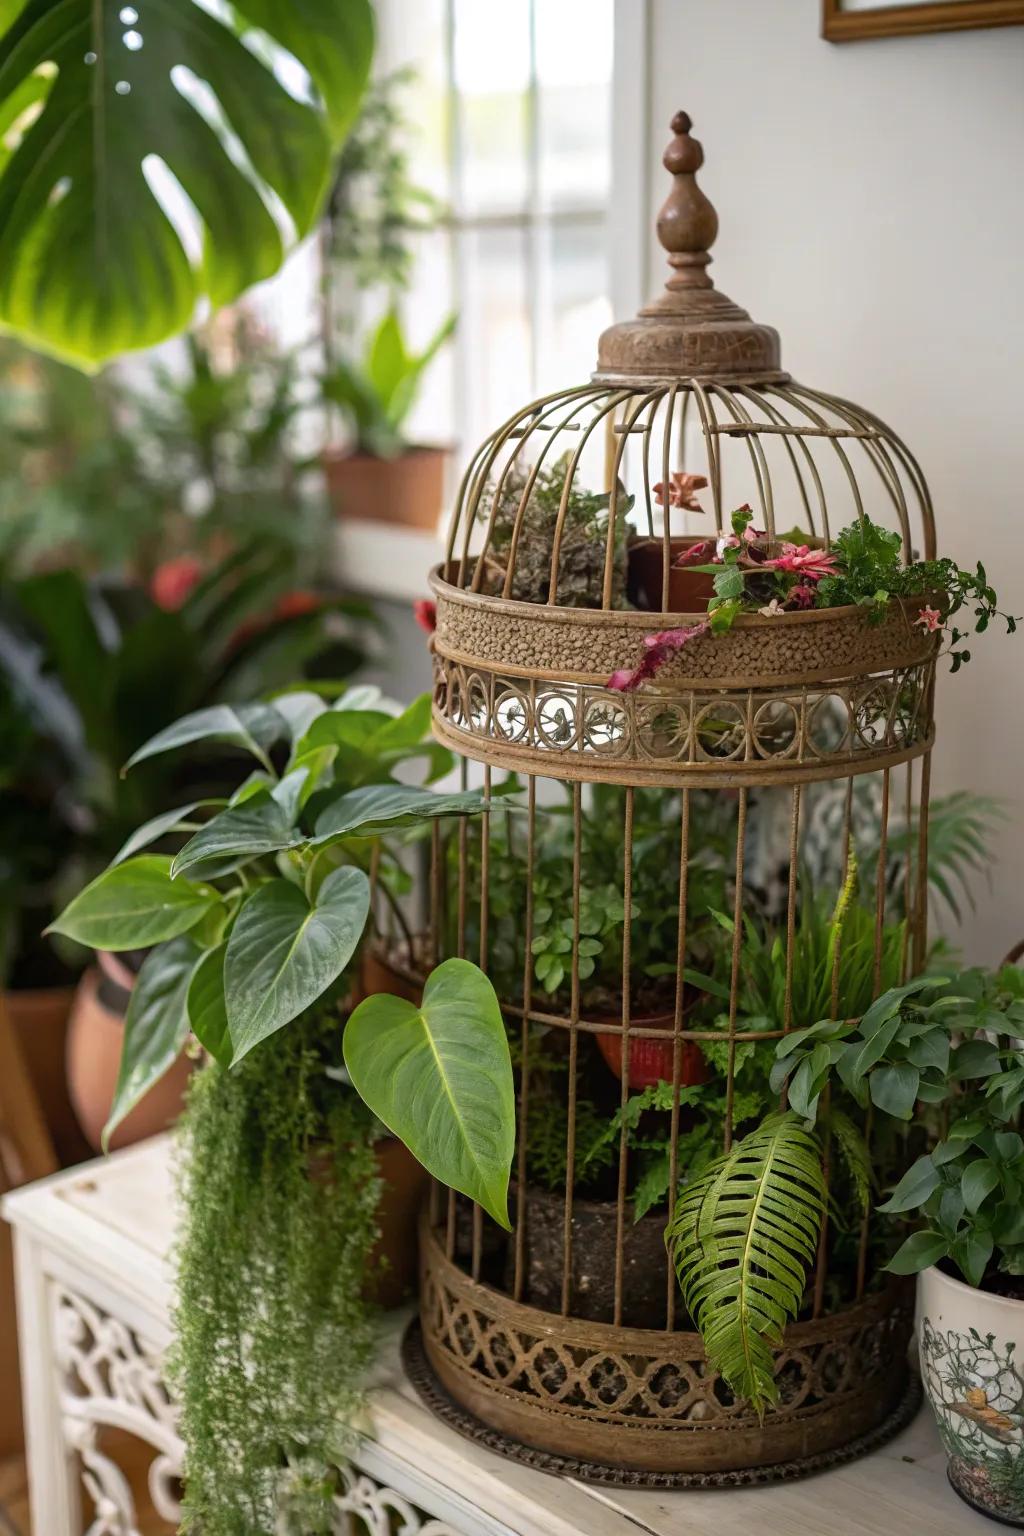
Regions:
[[111, 801, 225, 865], [187, 943, 231, 1067], [343, 958, 515, 1229], [49, 855, 219, 950], [103, 935, 201, 1148], [224, 866, 370, 1062], [124, 703, 287, 772], [313, 783, 485, 844], [170, 793, 300, 878], [0, 0, 374, 366]]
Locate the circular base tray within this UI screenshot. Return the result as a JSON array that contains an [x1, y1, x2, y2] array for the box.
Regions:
[[402, 1320, 923, 1490]]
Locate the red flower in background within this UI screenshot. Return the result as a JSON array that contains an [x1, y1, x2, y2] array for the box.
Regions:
[[150, 555, 203, 611], [413, 599, 437, 635]]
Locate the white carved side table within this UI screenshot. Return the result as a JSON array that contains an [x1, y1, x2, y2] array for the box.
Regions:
[[3, 1137, 993, 1536]]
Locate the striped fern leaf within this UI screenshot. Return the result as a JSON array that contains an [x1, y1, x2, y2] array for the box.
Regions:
[[666, 1112, 826, 1415]]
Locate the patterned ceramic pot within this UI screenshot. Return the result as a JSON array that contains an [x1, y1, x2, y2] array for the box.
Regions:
[[919, 1264, 1024, 1527]]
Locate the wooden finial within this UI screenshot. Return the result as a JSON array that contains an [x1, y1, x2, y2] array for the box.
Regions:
[[592, 108, 783, 383], [657, 111, 718, 292]]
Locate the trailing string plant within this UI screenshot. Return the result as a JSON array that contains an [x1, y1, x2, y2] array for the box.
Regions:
[[610, 507, 1016, 689], [170, 1009, 381, 1534], [670, 964, 1024, 1416], [51, 690, 517, 1532]]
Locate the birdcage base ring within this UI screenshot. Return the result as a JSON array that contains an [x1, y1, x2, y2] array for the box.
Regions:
[[402, 1321, 922, 1488], [416, 1221, 916, 1476]]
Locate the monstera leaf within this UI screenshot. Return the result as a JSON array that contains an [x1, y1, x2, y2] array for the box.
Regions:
[[0, 0, 374, 365]]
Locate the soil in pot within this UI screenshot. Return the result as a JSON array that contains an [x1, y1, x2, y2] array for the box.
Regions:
[[323, 445, 446, 531], [506, 1182, 673, 1328], [66, 958, 193, 1152]]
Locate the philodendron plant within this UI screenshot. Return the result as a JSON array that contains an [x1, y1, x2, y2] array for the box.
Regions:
[[668, 966, 1024, 1414], [51, 688, 516, 1228]]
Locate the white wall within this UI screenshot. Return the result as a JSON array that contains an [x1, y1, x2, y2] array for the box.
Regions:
[[642, 0, 1024, 963]]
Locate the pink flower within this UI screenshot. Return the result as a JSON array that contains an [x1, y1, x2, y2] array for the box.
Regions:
[[915, 605, 943, 633], [788, 582, 816, 610], [150, 555, 203, 611], [413, 599, 437, 635], [654, 471, 708, 512], [608, 621, 711, 692], [762, 543, 839, 581]]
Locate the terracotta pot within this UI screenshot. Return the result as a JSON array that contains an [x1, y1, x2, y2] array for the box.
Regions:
[[65, 963, 193, 1153], [324, 446, 447, 531], [5, 984, 91, 1166], [354, 944, 423, 1008], [594, 999, 711, 1091], [627, 536, 716, 613], [372, 1138, 430, 1308], [919, 1263, 1024, 1528], [310, 1134, 428, 1310], [507, 1182, 672, 1328]]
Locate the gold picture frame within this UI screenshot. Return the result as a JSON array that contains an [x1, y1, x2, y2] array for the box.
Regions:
[[823, 0, 1024, 40]]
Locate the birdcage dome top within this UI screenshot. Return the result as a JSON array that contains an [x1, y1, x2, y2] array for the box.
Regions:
[[429, 112, 938, 788], [439, 111, 933, 611]]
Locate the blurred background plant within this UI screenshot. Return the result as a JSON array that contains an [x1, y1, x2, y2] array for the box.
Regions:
[[0, 543, 373, 992]]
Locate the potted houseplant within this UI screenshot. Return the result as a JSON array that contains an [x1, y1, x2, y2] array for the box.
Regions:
[[1, 543, 372, 1150], [475, 451, 635, 607], [320, 71, 455, 533], [51, 687, 517, 1532], [609, 506, 1015, 689], [321, 307, 456, 530], [868, 962, 1024, 1526]]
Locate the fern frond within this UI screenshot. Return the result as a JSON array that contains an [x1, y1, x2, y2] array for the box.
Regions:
[[666, 1112, 826, 1415], [825, 1106, 874, 1214]]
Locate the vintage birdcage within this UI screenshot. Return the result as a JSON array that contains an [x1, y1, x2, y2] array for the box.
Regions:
[[400, 112, 937, 1484]]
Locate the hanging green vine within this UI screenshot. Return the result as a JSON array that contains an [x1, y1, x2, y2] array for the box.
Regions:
[[169, 1011, 381, 1534]]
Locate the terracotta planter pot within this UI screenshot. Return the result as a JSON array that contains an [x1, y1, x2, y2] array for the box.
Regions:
[[5, 984, 91, 1166], [354, 944, 423, 1008], [593, 994, 710, 1090], [919, 1263, 1024, 1528], [627, 536, 716, 613], [372, 1138, 430, 1308], [65, 962, 193, 1153], [324, 446, 447, 531], [507, 1183, 672, 1328]]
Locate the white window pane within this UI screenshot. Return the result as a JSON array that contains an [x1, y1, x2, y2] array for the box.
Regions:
[[536, 0, 614, 208], [453, 0, 531, 215], [457, 224, 532, 448], [535, 216, 612, 391], [399, 230, 457, 447]]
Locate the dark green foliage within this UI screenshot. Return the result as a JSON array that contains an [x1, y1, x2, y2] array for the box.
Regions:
[[169, 1016, 381, 1534]]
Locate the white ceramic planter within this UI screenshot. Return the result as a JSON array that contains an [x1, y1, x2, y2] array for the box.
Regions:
[[919, 1263, 1024, 1527]]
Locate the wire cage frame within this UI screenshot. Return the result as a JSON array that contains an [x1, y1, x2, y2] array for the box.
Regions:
[[401, 112, 937, 1483]]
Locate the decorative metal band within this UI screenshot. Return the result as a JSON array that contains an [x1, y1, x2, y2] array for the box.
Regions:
[[417, 1220, 916, 1475], [403, 1322, 923, 1490], [432, 652, 935, 786], [431, 569, 940, 690]]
